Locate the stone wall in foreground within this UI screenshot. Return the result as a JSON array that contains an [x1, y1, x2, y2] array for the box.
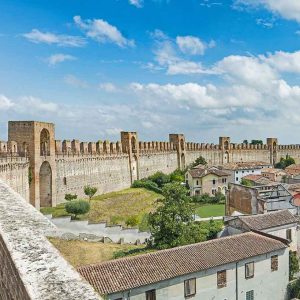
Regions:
[[0, 179, 102, 300]]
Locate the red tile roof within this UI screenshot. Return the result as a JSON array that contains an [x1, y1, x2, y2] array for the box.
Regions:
[[78, 232, 287, 295], [236, 210, 298, 231]]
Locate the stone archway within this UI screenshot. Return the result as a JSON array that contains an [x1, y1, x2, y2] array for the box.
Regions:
[[131, 136, 136, 153], [224, 151, 229, 163], [39, 161, 52, 207], [40, 128, 50, 156]]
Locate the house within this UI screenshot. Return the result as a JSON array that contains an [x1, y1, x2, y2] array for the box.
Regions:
[[223, 210, 299, 252], [226, 182, 299, 216], [219, 161, 272, 184], [78, 232, 289, 300], [261, 168, 286, 182], [284, 164, 300, 184], [241, 174, 272, 186], [185, 166, 230, 196]]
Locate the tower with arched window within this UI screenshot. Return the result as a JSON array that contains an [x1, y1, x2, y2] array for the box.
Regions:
[[8, 121, 56, 209]]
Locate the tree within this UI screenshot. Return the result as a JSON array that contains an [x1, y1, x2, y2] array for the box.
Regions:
[[190, 156, 207, 168], [64, 193, 77, 201], [170, 169, 185, 183], [289, 251, 299, 280], [243, 140, 248, 145], [147, 182, 222, 250], [84, 185, 97, 202], [148, 172, 171, 188], [275, 155, 295, 169], [250, 140, 263, 145], [65, 200, 90, 220], [212, 192, 226, 204]]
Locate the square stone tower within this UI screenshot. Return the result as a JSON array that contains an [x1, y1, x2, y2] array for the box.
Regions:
[[8, 121, 56, 209], [169, 134, 186, 169]]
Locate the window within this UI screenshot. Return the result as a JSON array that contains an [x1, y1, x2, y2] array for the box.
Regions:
[[236, 171, 238, 174], [222, 178, 227, 183], [245, 262, 254, 279], [184, 278, 196, 297], [286, 229, 292, 241], [212, 179, 216, 185], [242, 171, 244, 173], [146, 289, 156, 300], [212, 189, 217, 195], [246, 290, 254, 300], [236, 177, 238, 181], [63, 177, 67, 185], [217, 270, 226, 288], [252, 170, 254, 173], [196, 180, 199, 185], [271, 255, 278, 272]]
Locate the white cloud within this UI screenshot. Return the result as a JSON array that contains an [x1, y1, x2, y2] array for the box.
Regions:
[[18, 96, 58, 113], [0, 95, 14, 110], [176, 36, 207, 55], [105, 127, 123, 136], [23, 29, 86, 47], [235, 0, 300, 23], [129, 0, 143, 8], [98, 82, 118, 92], [262, 51, 300, 73], [64, 75, 88, 88], [46, 54, 76, 66], [74, 16, 135, 48]]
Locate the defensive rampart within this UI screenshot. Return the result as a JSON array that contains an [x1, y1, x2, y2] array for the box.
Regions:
[[1, 121, 300, 207]]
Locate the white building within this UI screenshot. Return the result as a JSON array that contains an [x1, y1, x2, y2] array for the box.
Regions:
[[78, 232, 289, 300], [224, 209, 299, 252], [219, 162, 272, 184]]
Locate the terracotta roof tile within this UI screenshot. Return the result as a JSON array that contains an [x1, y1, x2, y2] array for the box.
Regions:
[[78, 232, 287, 295], [238, 210, 298, 231]]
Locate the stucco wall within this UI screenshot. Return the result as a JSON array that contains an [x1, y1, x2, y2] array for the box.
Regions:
[[109, 248, 289, 300], [55, 154, 132, 203]]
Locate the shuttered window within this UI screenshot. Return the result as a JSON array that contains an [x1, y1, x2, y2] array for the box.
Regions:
[[217, 270, 227, 288], [146, 289, 156, 300], [184, 278, 196, 297], [271, 255, 278, 272]]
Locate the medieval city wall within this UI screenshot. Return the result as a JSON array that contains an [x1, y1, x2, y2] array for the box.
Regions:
[[55, 154, 132, 203], [138, 150, 178, 179], [0, 157, 29, 201], [277, 145, 300, 163]]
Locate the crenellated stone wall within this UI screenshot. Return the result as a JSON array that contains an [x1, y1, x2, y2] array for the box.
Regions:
[[0, 157, 29, 201], [1, 120, 300, 208]]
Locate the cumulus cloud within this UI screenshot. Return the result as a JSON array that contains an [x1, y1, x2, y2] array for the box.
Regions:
[[46, 53, 76, 66], [176, 36, 215, 55], [235, 0, 300, 23], [74, 16, 135, 48], [23, 29, 86, 47], [129, 0, 143, 8]]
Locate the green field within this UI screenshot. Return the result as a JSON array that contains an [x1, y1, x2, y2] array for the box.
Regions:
[[195, 204, 225, 218], [41, 188, 162, 230]]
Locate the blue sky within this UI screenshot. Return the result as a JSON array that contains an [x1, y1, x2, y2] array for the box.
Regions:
[[1, 0, 300, 143]]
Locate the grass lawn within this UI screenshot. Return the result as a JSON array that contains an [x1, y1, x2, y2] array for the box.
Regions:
[[195, 204, 225, 218], [48, 238, 145, 267], [41, 188, 162, 230]]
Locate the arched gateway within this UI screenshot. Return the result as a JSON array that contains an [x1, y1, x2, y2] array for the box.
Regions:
[[39, 161, 52, 207]]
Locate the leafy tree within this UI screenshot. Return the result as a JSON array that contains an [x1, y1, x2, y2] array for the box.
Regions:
[[241, 178, 254, 187], [275, 155, 295, 169], [243, 140, 248, 145], [170, 169, 185, 183], [190, 156, 207, 168], [250, 140, 263, 145], [148, 172, 171, 188], [192, 193, 212, 204], [65, 200, 90, 220], [290, 251, 299, 280], [148, 183, 222, 249], [64, 193, 77, 201], [84, 185, 98, 202], [125, 215, 139, 227]]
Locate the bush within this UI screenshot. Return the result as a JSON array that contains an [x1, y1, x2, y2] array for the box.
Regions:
[[212, 192, 226, 204], [170, 169, 185, 183], [192, 193, 211, 204], [288, 279, 300, 299], [290, 251, 299, 280], [84, 185, 97, 202], [125, 215, 139, 227], [132, 179, 162, 194], [64, 193, 77, 201], [65, 200, 90, 220], [148, 172, 171, 188]]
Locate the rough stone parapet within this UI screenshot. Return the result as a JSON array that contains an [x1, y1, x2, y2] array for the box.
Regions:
[[0, 180, 102, 300]]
